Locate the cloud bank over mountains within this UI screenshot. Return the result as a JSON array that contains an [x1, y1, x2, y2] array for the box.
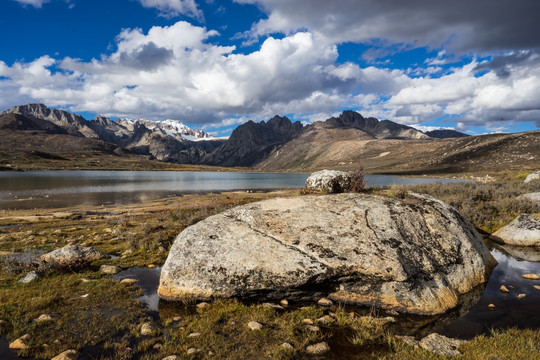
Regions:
[[2, 0, 540, 134]]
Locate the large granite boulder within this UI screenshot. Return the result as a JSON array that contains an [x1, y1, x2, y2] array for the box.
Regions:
[[492, 214, 540, 247], [158, 193, 496, 315], [38, 245, 108, 267], [305, 170, 351, 193]]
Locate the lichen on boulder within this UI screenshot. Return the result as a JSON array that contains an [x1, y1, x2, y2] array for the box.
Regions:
[[158, 193, 496, 315]]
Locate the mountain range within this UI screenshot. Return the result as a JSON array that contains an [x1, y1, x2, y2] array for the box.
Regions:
[[1, 103, 538, 174]]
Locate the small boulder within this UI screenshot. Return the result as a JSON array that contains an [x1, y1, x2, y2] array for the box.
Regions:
[[281, 343, 294, 351], [418, 333, 466, 357], [248, 321, 263, 331], [524, 171, 540, 183], [187, 348, 201, 355], [140, 322, 159, 336], [188, 332, 201, 338], [9, 334, 31, 350], [305, 325, 320, 332], [305, 170, 351, 193], [522, 273, 540, 280], [51, 349, 79, 360], [492, 214, 540, 246], [100, 265, 121, 274], [162, 356, 177, 360], [35, 314, 60, 323], [500, 285, 510, 293], [18, 271, 39, 283], [305, 342, 330, 355], [39, 245, 108, 267], [317, 298, 333, 307], [517, 293, 526, 300], [120, 278, 138, 284]]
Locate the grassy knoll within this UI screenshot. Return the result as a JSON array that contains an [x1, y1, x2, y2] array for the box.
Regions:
[[0, 176, 539, 359]]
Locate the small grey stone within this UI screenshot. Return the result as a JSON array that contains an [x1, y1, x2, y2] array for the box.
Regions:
[[120, 278, 138, 284], [196, 302, 209, 309], [188, 332, 201, 338], [18, 271, 39, 283], [248, 321, 263, 331], [140, 322, 159, 336], [305, 325, 320, 332], [419, 333, 467, 357], [281, 342, 294, 351], [187, 348, 201, 354], [316, 315, 334, 324], [51, 349, 79, 360], [305, 342, 330, 355], [162, 355, 177, 360], [263, 302, 284, 310], [100, 265, 121, 274], [35, 314, 60, 323]]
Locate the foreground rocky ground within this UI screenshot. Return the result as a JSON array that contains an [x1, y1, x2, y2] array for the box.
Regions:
[[1, 175, 539, 359]]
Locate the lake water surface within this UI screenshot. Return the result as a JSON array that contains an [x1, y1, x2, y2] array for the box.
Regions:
[[0, 170, 463, 209]]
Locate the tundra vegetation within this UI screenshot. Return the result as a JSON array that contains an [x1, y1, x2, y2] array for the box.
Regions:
[[0, 172, 539, 359]]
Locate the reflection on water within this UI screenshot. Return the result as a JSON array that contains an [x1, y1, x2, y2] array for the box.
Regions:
[[0, 170, 464, 210], [115, 244, 539, 340]]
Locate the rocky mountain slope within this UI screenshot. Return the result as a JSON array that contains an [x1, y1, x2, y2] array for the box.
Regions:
[[1, 103, 538, 174]]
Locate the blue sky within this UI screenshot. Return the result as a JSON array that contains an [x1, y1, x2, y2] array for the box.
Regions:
[[1, 0, 539, 136]]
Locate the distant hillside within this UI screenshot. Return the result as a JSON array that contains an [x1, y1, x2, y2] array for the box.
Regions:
[[425, 129, 470, 138]]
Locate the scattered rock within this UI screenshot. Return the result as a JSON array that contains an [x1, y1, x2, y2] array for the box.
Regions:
[[488, 303, 496, 308], [153, 343, 163, 350], [302, 319, 314, 325], [248, 321, 263, 331], [522, 273, 540, 280], [305, 169, 351, 193], [140, 322, 159, 336], [159, 193, 496, 315], [281, 342, 294, 351], [492, 214, 540, 247], [187, 348, 201, 355], [305, 325, 320, 332], [148, 264, 157, 268], [100, 265, 121, 274], [317, 298, 333, 307], [316, 315, 334, 324], [38, 245, 108, 267], [18, 271, 39, 283], [534, 285, 540, 290], [280, 299, 289, 306], [196, 302, 210, 309], [524, 171, 540, 183], [9, 334, 31, 350], [500, 285, 510, 293], [35, 314, 60, 323], [418, 333, 466, 357], [188, 332, 201, 338], [263, 302, 284, 310], [81, 278, 97, 283], [51, 349, 79, 360], [305, 342, 330, 355], [162, 356, 177, 360], [519, 192, 540, 205], [120, 278, 138, 284], [517, 293, 527, 300], [173, 316, 182, 322], [121, 249, 133, 258]]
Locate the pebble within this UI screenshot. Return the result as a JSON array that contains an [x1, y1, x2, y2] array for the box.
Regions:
[[120, 278, 138, 284], [305, 342, 330, 355], [153, 343, 163, 350], [35, 314, 60, 323], [517, 293, 527, 300], [148, 264, 157, 268], [100, 265, 121, 274], [302, 318, 314, 325], [305, 325, 320, 332], [317, 297, 333, 307], [18, 271, 39, 283], [280, 299, 289, 306], [281, 342, 294, 351], [162, 356, 177, 360], [9, 334, 31, 350], [51, 349, 79, 360], [418, 333, 466, 357], [187, 348, 201, 355], [188, 332, 201, 338], [316, 315, 335, 324], [499, 285, 510, 293], [81, 278, 97, 283], [522, 273, 540, 280], [534, 285, 540, 291], [488, 303, 496, 309], [263, 302, 284, 310], [196, 302, 210, 309], [248, 321, 263, 331], [173, 316, 182, 322], [140, 322, 159, 336]]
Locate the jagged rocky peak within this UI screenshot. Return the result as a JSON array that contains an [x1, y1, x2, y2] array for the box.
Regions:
[[4, 103, 87, 126]]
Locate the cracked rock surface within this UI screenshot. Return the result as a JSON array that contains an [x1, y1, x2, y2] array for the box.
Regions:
[[158, 193, 496, 315]]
